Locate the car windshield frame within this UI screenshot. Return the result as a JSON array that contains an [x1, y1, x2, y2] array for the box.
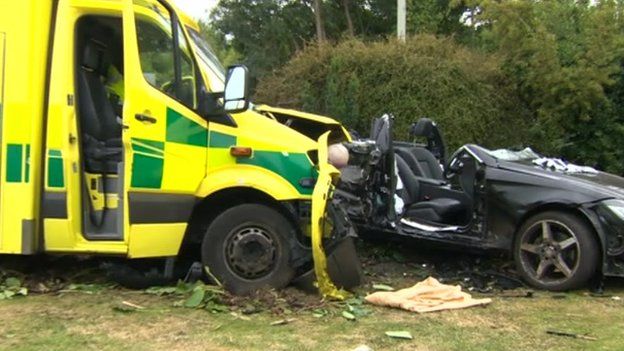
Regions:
[[185, 26, 226, 91]]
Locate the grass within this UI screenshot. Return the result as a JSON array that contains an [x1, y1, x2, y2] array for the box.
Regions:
[[1, 287, 623, 351], [1, 244, 623, 351]]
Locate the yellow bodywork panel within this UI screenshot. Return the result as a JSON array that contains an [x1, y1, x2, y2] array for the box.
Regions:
[[0, 1, 53, 254], [311, 132, 349, 300], [128, 223, 186, 258]]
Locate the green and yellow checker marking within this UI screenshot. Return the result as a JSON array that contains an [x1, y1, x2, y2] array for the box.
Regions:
[[131, 107, 316, 195], [6, 143, 30, 183], [131, 108, 206, 189], [131, 138, 164, 189]]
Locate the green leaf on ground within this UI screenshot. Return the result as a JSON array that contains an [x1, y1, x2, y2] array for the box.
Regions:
[[5, 277, 21, 288], [385, 331, 413, 340], [184, 287, 206, 308], [342, 311, 356, 321], [373, 284, 395, 291]]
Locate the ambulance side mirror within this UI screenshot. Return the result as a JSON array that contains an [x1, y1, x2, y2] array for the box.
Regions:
[[223, 65, 250, 114]]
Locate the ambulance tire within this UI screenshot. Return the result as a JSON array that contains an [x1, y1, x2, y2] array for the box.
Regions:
[[201, 204, 296, 295]]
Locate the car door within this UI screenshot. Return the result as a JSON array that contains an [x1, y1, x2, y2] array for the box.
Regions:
[[122, 0, 207, 257]]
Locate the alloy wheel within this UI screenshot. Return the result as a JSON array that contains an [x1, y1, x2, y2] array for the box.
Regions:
[[518, 220, 581, 284]]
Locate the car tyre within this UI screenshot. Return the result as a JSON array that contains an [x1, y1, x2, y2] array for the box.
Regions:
[[514, 211, 599, 291], [201, 204, 296, 295]]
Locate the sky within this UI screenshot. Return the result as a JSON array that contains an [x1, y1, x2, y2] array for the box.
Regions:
[[176, 0, 218, 21]]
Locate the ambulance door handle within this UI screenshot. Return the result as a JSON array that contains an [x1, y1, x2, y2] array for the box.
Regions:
[[135, 114, 157, 124]]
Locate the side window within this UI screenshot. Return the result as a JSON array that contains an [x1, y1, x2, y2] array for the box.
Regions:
[[175, 22, 197, 108], [134, 1, 197, 109]]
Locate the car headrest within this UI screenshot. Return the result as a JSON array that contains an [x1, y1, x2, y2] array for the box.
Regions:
[[411, 118, 434, 138], [370, 114, 392, 154], [82, 40, 108, 75]]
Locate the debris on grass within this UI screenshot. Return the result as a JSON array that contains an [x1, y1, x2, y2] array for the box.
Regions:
[[342, 311, 356, 321], [145, 281, 229, 313], [385, 331, 413, 340], [144, 286, 177, 296], [338, 296, 372, 321], [229, 312, 252, 321], [113, 301, 146, 313], [372, 284, 394, 291], [496, 290, 534, 298], [62, 283, 110, 294], [366, 277, 492, 313], [546, 330, 597, 341], [312, 308, 330, 318], [270, 318, 296, 326], [0, 276, 28, 299]]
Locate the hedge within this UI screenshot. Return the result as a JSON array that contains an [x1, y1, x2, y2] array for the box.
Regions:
[[255, 36, 531, 153]]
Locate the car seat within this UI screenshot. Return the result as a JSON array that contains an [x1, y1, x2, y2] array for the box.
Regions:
[[395, 154, 465, 224]]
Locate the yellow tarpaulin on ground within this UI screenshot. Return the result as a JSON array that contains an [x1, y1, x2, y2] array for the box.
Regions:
[[365, 277, 492, 313]]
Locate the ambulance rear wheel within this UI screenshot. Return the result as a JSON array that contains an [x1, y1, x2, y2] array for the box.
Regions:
[[201, 204, 295, 295]]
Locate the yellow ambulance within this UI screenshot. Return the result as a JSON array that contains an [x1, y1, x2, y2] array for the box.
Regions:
[[0, 0, 358, 296]]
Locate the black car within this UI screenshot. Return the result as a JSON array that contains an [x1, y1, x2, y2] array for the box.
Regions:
[[335, 115, 624, 291]]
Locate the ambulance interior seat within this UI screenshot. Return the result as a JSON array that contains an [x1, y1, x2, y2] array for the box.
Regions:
[[77, 19, 123, 174]]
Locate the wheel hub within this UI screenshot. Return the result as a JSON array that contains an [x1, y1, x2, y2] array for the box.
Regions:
[[541, 245, 558, 259], [225, 227, 277, 280]]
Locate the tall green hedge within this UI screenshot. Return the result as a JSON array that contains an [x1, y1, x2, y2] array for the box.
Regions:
[[255, 36, 531, 153]]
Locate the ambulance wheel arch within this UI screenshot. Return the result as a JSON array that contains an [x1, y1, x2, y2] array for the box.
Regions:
[[183, 186, 307, 247], [196, 165, 311, 202]]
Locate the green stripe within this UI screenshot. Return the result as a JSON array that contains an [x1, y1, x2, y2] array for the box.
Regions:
[[209, 131, 236, 148], [132, 138, 164, 151], [237, 151, 315, 195], [24, 145, 30, 183], [47, 149, 64, 188], [166, 108, 208, 147], [6, 144, 22, 183], [132, 139, 164, 157]]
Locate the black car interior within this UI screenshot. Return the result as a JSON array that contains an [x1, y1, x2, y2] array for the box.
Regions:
[[370, 116, 474, 226]]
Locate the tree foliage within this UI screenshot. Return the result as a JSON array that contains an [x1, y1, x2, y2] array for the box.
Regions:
[[206, 0, 624, 173], [208, 0, 466, 77], [472, 0, 624, 172]]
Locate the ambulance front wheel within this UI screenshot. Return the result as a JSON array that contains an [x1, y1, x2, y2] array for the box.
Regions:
[[201, 204, 296, 295]]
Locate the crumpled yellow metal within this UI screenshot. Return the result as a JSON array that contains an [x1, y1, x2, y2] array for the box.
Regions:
[[311, 132, 350, 300]]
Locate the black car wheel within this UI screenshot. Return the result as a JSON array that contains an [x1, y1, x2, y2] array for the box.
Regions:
[[514, 211, 599, 291], [201, 204, 296, 295]]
